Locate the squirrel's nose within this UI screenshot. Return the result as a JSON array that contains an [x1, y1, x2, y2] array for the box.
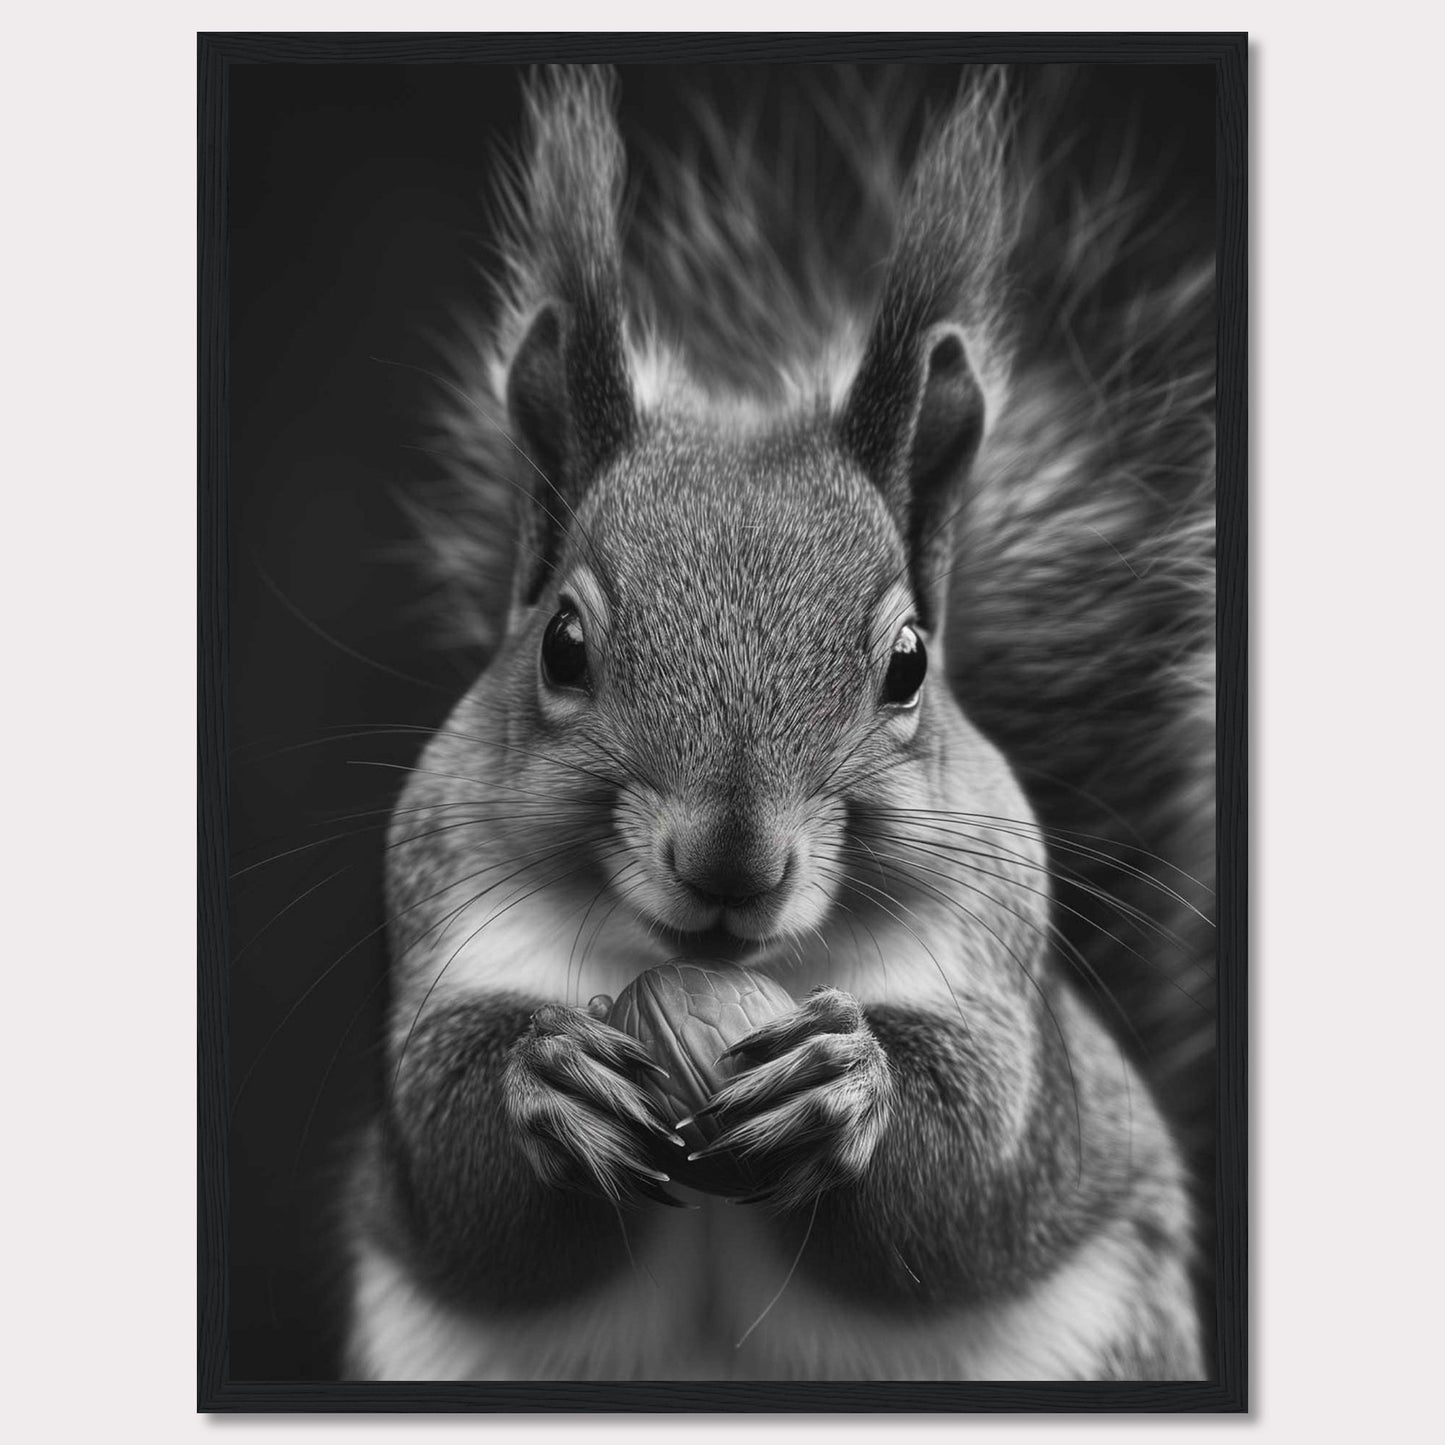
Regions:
[[668, 830, 789, 909]]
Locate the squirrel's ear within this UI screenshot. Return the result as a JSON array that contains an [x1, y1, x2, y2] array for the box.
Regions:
[[840, 322, 986, 631], [505, 299, 635, 605], [502, 67, 637, 606]]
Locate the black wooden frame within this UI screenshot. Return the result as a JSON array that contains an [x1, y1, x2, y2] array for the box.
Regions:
[[198, 29, 1247, 1413]]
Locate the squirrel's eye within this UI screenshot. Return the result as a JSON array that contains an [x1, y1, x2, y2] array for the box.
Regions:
[[541, 607, 589, 689], [882, 624, 927, 708]]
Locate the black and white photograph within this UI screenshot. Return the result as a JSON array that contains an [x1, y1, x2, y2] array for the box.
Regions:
[[207, 35, 1243, 1406]]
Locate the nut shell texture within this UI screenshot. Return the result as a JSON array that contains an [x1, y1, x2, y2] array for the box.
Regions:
[[608, 963, 794, 1194]]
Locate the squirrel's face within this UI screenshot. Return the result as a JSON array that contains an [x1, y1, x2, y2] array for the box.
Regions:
[[507, 426, 957, 952]]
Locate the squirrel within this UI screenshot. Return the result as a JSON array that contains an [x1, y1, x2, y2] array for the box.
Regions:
[[342, 65, 1216, 1381]]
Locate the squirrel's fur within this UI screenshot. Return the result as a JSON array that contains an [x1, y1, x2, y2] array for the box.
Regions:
[[351, 65, 1215, 1381]]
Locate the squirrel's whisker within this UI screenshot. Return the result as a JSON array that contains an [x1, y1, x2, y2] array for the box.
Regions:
[[829, 856, 1085, 1161], [839, 838, 1153, 1056], [873, 804, 1215, 909], [852, 826, 1204, 979], [232, 829, 615, 1121]]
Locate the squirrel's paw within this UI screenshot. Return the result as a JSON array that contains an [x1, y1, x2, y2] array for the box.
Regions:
[[503, 1003, 688, 1207], [687, 987, 891, 1211]]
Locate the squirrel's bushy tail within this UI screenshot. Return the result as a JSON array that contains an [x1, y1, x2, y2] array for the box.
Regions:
[[423, 64, 1215, 1148]]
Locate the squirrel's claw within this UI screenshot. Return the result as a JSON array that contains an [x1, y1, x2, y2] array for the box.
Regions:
[[505, 1003, 686, 1207], [531, 1003, 670, 1080], [699, 1035, 853, 1123], [690, 992, 891, 1207], [717, 987, 866, 1064]]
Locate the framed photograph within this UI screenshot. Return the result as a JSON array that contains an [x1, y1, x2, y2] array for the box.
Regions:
[[200, 31, 1246, 1412]]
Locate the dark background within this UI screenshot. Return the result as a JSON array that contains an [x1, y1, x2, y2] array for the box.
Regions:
[[227, 60, 1215, 1382]]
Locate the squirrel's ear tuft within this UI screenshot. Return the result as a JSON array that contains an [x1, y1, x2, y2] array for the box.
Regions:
[[502, 67, 638, 606], [840, 322, 986, 632], [838, 73, 1012, 631]]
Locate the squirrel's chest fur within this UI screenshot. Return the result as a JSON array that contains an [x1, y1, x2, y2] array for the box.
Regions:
[[348, 1192, 1156, 1381]]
